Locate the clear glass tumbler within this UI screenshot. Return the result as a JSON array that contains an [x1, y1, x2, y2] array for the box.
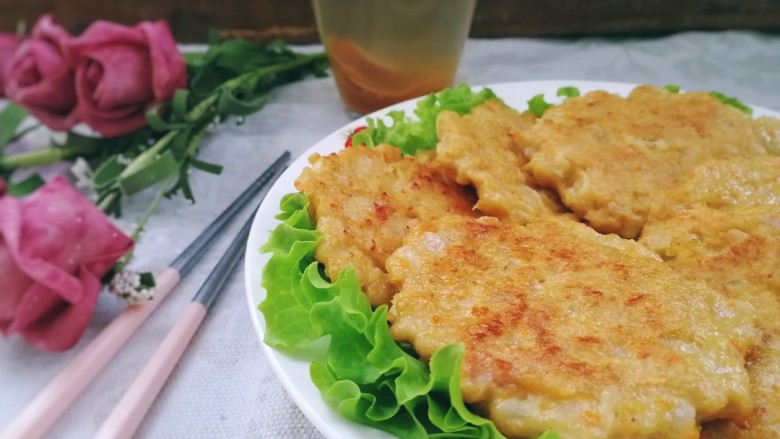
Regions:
[[312, 0, 477, 114]]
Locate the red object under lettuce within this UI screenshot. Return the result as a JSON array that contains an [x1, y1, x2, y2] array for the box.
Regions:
[[0, 177, 133, 351]]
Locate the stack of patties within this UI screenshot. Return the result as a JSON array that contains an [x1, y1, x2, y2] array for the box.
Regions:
[[640, 157, 780, 438], [294, 85, 780, 438]]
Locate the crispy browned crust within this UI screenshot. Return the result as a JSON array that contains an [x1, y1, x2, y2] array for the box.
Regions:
[[641, 204, 780, 438], [294, 144, 475, 306], [526, 85, 767, 238], [387, 214, 758, 439], [435, 100, 566, 224], [753, 115, 780, 155], [647, 157, 780, 222]]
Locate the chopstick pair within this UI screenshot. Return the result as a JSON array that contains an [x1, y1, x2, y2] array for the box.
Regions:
[[95, 203, 262, 439], [3, 151, 290, 439]]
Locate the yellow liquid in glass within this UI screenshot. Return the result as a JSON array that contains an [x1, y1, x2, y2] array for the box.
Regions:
[[313, 0, 476, 114]]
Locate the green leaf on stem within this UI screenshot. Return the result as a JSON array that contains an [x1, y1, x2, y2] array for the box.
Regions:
[[0, 104, 30, 149], [217, 89, 268, 115], [118, 150, 179, 195], [190, 158, 223, 174], [98, 189, 122, 217], [146, 105, 186, 132], [92, 155, 127, 190], [6, 174, 45, 197], [172, 89, 191, 121], [170, 127, 193, 160], [168, 161, 195, 201]]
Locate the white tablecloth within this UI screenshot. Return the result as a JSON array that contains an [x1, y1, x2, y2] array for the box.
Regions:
[[1, 32, 779, 438]]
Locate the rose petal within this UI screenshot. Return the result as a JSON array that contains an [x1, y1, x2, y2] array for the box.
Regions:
[[0, 242, 32, 325], [66, 20, 186, 137], [93, 47, 154, 109], [13, 177, 134, 294], [75, 62, 147, 136], [139, 21, 187, 100], [1, 196, 84, 306], [9, 41, 77, 110], [11, 273, 100, 352], [32, 15, 73, 50], [0, 33, 19, 96], [0, 177, 134, 351], [3, 16, 77, 131], [67, 20, 147, 55], [75, 62, 144, 120], [64, 21, 147, 72]]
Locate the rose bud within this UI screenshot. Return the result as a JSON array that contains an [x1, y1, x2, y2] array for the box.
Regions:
[[0, 177, 133, 352], [3, 15, 78, 131], [66, 20, 187, 137]]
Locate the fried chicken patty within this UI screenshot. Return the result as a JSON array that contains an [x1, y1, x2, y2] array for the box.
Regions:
[[648, 157, 780, 222], [294, 144, 475, 306], [754, 115, 780, 155], [525, 85, 767, 238], [387, 215, 758, 439], [703, 332, 780, 439], [435, 100, 565, 223], [640, 205, 780, 438]]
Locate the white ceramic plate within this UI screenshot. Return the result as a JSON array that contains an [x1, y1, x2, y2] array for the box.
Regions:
[[243, 80, 777, 439]]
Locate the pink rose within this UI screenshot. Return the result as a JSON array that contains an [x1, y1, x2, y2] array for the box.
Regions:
[[0, 33, 19, 97], [3, 15, 78, 131], [66, 20, 186, 137], [0, 177, 133, 352]]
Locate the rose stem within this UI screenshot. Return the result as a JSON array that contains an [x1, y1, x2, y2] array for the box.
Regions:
[[0, 146, 80, 170]]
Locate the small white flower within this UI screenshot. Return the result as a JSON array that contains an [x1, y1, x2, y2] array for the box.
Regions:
[[109, 270, 156, 305], [70, 158, 93, 189]]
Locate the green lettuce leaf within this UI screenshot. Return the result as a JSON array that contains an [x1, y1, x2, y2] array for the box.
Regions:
[[260, 192, 559, 439], [709, 91, 753, 115], [350, 84, 498, 155], [556, 86, 580, 98]]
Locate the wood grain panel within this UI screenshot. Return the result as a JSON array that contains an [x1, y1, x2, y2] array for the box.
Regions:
[[0, 0, 778, 43]]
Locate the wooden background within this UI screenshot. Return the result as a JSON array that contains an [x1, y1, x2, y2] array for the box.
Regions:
[[0, 0, 778, 42]]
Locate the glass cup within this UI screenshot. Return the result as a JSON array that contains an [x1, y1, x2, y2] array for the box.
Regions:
[[312, 0, 477, 115]]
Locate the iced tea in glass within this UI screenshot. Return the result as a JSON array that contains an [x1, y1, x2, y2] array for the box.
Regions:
[[312, 0, 477, 114]]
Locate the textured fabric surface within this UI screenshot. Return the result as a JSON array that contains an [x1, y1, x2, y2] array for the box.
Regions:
[[1, 33, 779, 438]]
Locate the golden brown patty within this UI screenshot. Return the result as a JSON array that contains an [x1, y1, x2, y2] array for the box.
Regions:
[[753, 116, 780, 155], [435, 99, 565, 223], [647, 157, 780, 222], [641, 206, 780, 312], [703, 331, 780, 439], [294, 144, 475, 306], [525, 85, 767, 238], [387, 214, 757, 439], [640, 206, 780, 438]]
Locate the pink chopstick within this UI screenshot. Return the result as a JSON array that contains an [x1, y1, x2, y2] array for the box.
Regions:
[[2, 152, 289, 439], [3, 267, 181, 439], [93, 207, 258, 439]]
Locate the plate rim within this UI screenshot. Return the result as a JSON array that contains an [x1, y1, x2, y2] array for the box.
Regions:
[[243, 79, 779, 439]]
